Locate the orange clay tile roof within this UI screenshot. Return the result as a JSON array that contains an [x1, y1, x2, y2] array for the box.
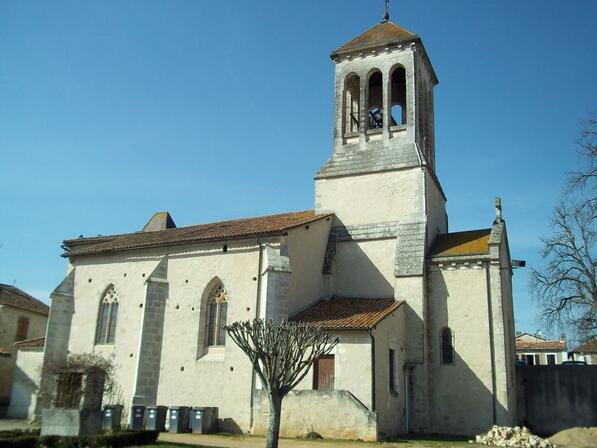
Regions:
[[572, 338, 597, 353], [0, 347, 11, 357], [516, 339, 566, 351], [429, 229, 492, 258], [291, 297, 403, 330], [14, 337, 45, 349], [331, 21, 418, 58], [64, 210, 332, 257], [0, 284, 49, 316]]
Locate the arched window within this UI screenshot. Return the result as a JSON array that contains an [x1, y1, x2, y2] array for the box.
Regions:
[[390, 66, 407, 126], [367, 71, 383, 129], [343, 74, 360, 134], [96, 285, 119, 345], [440, 327, 454, 365], [206, 283, 229, 347]]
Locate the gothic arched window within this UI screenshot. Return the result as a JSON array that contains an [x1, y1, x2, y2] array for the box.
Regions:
[[95, 285, 119, 345], [440, 327, 454, 365], [206, 283, 229, 347], [343, 73, 360, 134]]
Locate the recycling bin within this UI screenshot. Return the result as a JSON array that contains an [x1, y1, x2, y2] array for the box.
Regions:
[[102, 404, 123, 431], [190, 407, 217, 434], [131, 405, 145, 430], [146, 405, 168, 432], [168, 406, 191, 433]]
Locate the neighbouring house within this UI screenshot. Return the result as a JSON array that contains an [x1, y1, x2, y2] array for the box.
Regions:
[[39, 11, 519, 439], [0, 284, 49, 416], [570, 337, 597, 364], [7, 337, 45, 419], [515, 333, 567, 365]]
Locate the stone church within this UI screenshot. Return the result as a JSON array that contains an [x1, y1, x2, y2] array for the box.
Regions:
[[40, 12, 517, 440]]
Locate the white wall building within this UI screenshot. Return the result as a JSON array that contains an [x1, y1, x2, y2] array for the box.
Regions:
[[39, 13, 518, 439], [515, 333, 568, 365], [0, 284, 48, 417]]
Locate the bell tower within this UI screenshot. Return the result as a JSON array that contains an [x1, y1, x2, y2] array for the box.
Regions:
[[315, 11, 445, 237], [315, 11, 447, 432]]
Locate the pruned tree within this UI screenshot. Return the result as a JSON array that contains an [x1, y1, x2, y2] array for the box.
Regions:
[[531, 113, 596, 341], [226, 319, 338, 448]]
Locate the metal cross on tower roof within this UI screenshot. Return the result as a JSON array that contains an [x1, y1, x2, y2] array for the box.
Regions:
[[383, 0, 390, 22]]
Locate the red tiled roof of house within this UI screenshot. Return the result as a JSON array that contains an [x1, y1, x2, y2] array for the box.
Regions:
[[64, 210, 332, 257], [571, 338, 597, 354], [516, 339, 566, 351], [429, 229, 492, 258], [291, 297, 403, 330], [14, 337, 45, 349], [0, 284, 49, 316]]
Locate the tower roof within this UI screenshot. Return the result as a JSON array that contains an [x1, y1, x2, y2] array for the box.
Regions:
[[331, 20, 419, 59]]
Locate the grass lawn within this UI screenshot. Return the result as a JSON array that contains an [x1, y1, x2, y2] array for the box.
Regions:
[[140, 435, 480, 448]]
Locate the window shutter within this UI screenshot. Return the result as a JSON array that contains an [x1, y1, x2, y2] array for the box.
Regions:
[[15, 317, 29, 342]]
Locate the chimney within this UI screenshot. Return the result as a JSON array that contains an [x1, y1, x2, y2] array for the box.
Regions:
[[143, 211, 176, 232]]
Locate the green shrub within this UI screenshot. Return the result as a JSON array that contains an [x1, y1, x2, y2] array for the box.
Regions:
[[0, 435, 39, 448], [0, 429, 41, 438]]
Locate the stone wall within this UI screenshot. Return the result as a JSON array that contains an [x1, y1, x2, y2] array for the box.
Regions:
[[7, 347, 43, 419], [251, 390, 377, 441], [427, 263, 497, 436], [516, 365, 597, 435]]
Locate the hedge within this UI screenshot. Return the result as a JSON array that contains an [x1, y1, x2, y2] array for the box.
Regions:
[[0, 434, 39, 448], [0, 430, 160, 448]]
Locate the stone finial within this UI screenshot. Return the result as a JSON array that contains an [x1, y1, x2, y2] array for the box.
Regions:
[[495, 197, 503, 223]]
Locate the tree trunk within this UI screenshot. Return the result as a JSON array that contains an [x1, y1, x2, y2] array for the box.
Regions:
[[266, 393, 283, 448]]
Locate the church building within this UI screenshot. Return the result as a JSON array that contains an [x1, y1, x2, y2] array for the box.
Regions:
[[40, 11, 517, 440]]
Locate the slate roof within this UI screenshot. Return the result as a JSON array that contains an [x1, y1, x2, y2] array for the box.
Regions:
[[14, 337, 45, 349], [315, 141, 420, 179], [429, 229, 492, 258], [571, 338, 597, 354], [64, 210, 332, 257], [331, 21, 419, 58], [291, 297, 402, 330], [0, 284, 49, 315]]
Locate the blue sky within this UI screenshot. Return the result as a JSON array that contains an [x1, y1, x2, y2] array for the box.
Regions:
[[1, 0, 595, 337]]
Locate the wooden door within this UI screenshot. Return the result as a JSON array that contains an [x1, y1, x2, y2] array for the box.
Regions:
[[313, 355, 335, 391]]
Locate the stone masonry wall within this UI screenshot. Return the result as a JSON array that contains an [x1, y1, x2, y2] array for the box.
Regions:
[[252, 390, 377, 441]]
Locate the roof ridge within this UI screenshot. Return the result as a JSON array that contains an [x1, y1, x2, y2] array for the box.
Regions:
[[65, 209, 323, 243], [0, 284, 49, 315]]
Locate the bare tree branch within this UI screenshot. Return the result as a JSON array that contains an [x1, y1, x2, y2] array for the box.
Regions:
[[226, 319, 338, 448], [531, 113, 597, 342]]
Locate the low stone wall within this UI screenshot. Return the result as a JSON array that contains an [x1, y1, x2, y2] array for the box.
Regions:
[[7, 348, 43, 419], [251, 390, 377, 441], [516, 365, 597, 435]]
